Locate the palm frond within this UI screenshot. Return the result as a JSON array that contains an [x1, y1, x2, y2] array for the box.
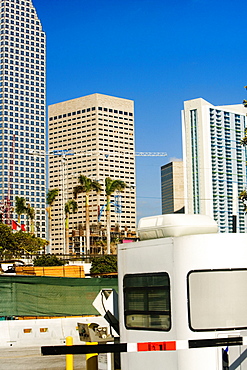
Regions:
[[239, 190, 247, 213], [73, 185, 83, 199], [65, 199, 78, 214], [46, 188, 59, 205], [26, 204, 35, 220], [15, 196, 27, 215], [105, 177, 127, 195], [73, 176, 102, 197]]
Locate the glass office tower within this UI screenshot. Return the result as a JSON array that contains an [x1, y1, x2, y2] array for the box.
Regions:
[[0, 0, 46, 238]]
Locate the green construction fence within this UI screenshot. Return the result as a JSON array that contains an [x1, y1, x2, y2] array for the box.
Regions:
[[0, 275, 118, 317]]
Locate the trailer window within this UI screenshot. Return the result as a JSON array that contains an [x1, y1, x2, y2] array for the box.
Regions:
[[188, 269, 247, 331], [123, 272, 171, 331]]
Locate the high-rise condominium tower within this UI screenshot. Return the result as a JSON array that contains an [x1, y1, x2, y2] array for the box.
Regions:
[[0, 0, 46, 238], [182, 98, 247, 233], [161, 161, 184, 214], [48, 93, 136, 254]]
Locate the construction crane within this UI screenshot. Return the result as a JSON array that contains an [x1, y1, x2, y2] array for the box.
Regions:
[[29, 149, 167, 254], [29, 148, 168, 204], [98, 197, 122, 223], [29, 149, 167, 158]]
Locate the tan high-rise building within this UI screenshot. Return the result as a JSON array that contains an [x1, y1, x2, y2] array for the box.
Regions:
[[48, 93, 136, 254], [161, 161, 184, 214]]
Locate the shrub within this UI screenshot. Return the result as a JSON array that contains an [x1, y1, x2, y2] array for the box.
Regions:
[[33, 254, 66, 267], [90, 255, 117, 275]]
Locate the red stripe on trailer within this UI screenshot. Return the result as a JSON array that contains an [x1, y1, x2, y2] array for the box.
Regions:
[[165, 341, 176, 351], [137, 341, 176, 352]]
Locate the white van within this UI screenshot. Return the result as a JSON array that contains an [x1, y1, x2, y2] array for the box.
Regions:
[[118, 214, 247, 370]]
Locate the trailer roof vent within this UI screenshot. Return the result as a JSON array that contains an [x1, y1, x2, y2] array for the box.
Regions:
[[138, 214, 218, 241]]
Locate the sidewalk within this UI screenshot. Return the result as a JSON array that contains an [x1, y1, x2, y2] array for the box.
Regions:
[[0, 346, 86, 370]]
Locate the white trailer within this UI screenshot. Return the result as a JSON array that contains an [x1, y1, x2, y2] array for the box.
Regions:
[[118, 214, 247, 370]]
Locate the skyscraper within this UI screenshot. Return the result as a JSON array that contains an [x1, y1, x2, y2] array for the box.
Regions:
[[182, 98, 247, 233], [161, 161, 184, 214], [0, 0, 46, 239], [48, 93, 136, 254]]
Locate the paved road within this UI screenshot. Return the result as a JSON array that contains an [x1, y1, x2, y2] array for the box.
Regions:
[[0, 346, 86, 370]]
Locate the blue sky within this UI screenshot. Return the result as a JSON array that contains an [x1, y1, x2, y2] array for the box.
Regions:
[[33, 0, 247, 220]]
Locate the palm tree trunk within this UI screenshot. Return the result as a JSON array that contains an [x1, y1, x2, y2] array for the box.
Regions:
[[106, 195, 111, 254], [47, 206, 52, 251], [48, 217, 52, 251], [85, 193, 90, 254], [30, 220, 34, 235], [65, 213, 69, 254]]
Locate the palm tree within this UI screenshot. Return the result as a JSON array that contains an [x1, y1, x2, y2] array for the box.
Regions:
[[26, 204, 35, 235], [239, 190, 247, 213], [73, 175, 102, 254], [15, 196, 27, 224], [105, 177, 127, 254], [64, 199, 77, 255], [240, 127, 247, 146], [46, 188, 59, 249]]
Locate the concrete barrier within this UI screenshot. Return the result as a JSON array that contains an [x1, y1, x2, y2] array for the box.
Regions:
[[0, 316, 108, 348]]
